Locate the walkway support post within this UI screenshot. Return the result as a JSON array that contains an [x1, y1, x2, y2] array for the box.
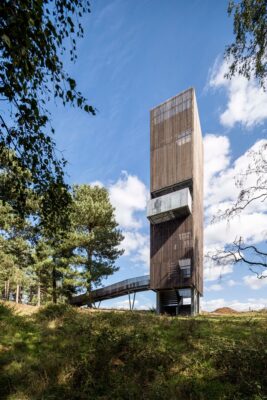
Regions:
[[128, 292, 136, 311]]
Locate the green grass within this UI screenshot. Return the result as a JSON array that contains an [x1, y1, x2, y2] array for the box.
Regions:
[[0, 303, 267, 400]]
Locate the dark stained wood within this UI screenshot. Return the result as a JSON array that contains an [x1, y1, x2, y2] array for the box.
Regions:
[[150, 215, 193, 289], [149, 88, 203, 295]]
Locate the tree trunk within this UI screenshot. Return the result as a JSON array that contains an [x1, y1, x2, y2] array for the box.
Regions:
[[37, 283, 41, 307], [29, 286, 33, 304], [6, 279, 10, 300], [52, 265, 57, 304], [16, 284, 20, 304], [87, 250, 93, 307], [88, 281, 93, 307], [4, 281, 7, 300]]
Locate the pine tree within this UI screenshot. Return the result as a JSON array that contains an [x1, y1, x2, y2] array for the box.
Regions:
[[0, 201, 32, 303], [69, 185, 124, 303]]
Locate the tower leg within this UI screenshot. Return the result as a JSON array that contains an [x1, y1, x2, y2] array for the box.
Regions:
[[132, 292, 136, 310], [156, 292, 161, 314], [128, 292, 136, 311], [191, 288, 200, 316], [128, 293, 131, 310]]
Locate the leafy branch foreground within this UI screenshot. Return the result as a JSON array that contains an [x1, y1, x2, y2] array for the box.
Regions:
[[0, 303, 267, 400]]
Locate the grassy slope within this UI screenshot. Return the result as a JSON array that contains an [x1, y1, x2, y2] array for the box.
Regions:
[[0, 303, 267, 400]]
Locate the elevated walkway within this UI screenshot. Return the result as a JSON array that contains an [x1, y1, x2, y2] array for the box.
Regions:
[[70, 275, 150, 306]]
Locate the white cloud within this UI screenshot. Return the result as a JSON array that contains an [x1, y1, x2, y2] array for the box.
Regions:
[[204, 136, 267, 244], [204, 134, 230, 200], [204, 135, 267, 215], [203, 135, 267, 282], [89, 172, 150, 268], [204, 262, 233, 282], [206, 283, 223, 292], [90, 180, 104, 188], [120, 231, 149, 268], [227, 279, 237, 287], [205, 212, 267, 249], [209, 58, 267, 128], [201, 297, 267, 312], [108, 172, 149, 268], [106, 297, 154, 310], [109, 171, 148, 229], [243, 273, 267, 290], [110, 299, 138, 309]]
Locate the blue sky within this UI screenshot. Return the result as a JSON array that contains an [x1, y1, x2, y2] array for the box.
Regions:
[[50, 0, 267, 311]]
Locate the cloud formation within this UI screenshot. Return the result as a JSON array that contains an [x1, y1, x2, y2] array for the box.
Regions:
[[120, 231, 149, 269], [203, 135, 267, 282], [109, 171, 148, 229], [206, 283, 223, 292], [204, 263, 233, 282], [243, 272, 267, 290], [108, 296, 154, 310], [201, 297, 267, 312], [204, 135, 267, 214], [92, 172, 150, 268], [209, 58, 267, 128]]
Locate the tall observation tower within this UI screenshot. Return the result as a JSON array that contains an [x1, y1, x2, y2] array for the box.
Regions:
[[71, 88, 203, 314], [147, 88, 203, 316]]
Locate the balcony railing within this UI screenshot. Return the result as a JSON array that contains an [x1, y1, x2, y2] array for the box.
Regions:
[[147, 188, 192, 224]]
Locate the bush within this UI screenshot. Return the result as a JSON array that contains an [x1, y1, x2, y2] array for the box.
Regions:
[[0, 305, 267, 399], [36, 303, 73, 321]]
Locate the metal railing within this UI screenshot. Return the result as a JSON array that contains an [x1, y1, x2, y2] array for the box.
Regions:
[[71, 275, 150, 306]]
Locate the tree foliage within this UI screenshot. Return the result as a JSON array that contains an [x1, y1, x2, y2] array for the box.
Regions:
[[0, 200, 33, 302], [69, 185, 124, 294], [0, 0, 95, 227], [225, 0, 267, 89], [0, 181, 124, 305]]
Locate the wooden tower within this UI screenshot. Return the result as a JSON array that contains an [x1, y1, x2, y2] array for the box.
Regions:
[[147, 88, 203, 315]]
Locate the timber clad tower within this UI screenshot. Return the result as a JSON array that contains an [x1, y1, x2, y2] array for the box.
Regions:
[[71, 88, 203, 313], [147, 88, 203, 316]]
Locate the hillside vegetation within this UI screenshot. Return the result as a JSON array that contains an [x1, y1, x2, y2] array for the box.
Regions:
[[0, 302, 267, 400]]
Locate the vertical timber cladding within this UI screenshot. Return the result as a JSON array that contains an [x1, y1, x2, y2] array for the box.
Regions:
[[192, 91, 204, 294], [150, 88, 203, 294]]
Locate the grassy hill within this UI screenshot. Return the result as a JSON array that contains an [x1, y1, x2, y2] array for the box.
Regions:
[[0, 302, 267, 400]]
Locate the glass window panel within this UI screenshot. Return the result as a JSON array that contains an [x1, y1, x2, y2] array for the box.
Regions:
[[179, 288, 191, 298], [181, 266, 191, 278], [179, 258, 191, 267]]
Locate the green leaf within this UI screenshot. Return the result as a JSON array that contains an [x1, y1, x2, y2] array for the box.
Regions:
[[68, 78, 76, 90], [2, 34, 11, 48]]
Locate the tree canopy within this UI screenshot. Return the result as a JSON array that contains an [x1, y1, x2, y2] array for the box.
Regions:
[[225, 0, 267, 89], [0, 182, 124, 306], [0, 0, 95, 228]]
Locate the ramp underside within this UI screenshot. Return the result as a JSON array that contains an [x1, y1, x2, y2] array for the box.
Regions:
[[71, 275, 150, 306]]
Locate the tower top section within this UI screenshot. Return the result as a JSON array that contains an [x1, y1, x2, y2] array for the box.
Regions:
[[151, 88, 193, 126], [150, 88, 202, 195]]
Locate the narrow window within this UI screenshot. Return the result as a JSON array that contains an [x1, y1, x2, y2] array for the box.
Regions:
[[179, 258, 191, 278]]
